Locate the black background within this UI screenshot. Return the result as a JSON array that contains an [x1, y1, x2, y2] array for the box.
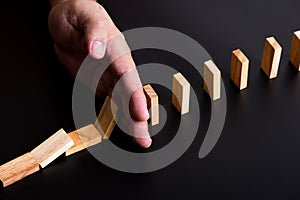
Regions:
[[1, 0, 300, 199]]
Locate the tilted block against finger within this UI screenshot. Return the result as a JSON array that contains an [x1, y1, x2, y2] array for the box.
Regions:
[[204, 60, 221, 101], [261, 37, 282, 79], [0, 153, 39, 187], [230, 49, 249, 90], [65, 124, 102, 156], [290, 30, 300, 71], [30, 129, 74, 168], [95, 96, 117, 139], [172, 72, 190, 115], [143, 84, 159, 126]]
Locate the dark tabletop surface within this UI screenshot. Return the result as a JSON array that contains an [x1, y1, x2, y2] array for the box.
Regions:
[[1, 0, 300, 199]]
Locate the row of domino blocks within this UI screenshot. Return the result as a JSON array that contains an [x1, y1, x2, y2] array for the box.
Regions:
[[0, 96, 117, 187], [2, 30, 300, 188], [231, 31, 300, 91]]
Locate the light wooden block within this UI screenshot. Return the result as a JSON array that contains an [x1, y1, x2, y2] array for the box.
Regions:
[[0, 153, 39, 187], [261, 37, 282, 79], [290, 30, 300, 71], [172, 72, 190, 115], [143, 84, 159, 126], [204, 60, 221, 101], [95, 96, 117, 139], [230, 49, 249, 90], [65, 124, 102, 156], [30, 129, 74, 168]]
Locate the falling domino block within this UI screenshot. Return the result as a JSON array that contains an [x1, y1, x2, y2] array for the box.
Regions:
[[204, 60, 221, 101], [143, 84, 159, 126], [230, 49, 249, 90], [95, 96, 117, 139], [172, 72, 190, 115], [65, 124, 102, 156], [290, 30, 300, 71], [30, 129, 74, 168], [0, 153, 39, 187], [261, 37, 282, 79]]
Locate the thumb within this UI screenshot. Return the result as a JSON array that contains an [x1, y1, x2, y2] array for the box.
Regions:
[[81, 5, 109, 59]]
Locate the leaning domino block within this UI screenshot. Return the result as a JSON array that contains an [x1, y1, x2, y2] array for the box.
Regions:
[[0, 153, 39, 187], [204, 60, 221, 101], [290, 30, 300, 71], [95, 96, 117, 139], [172, 72, 190, 115], [261, 37, 282, 79], [143, 84, 159, 126], [230, 49, 249, 90], [66, 124, 102, 156], [30, 129, 74, 168]]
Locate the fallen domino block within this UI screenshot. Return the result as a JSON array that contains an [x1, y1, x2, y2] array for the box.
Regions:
[[261, 36, 282, 79], [143, 84, 159, 126], [95, 96, 117, 139], [290, 30, 300, 71], [0, 153, 39, 187], [65, 124, 102, 156], [30, 129, 74, 168], [230, 49, 249, 90], [172, 72, 190, 115], [204, 60, 221, 101]]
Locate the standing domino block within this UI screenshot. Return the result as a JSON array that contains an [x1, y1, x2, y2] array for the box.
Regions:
[[290, 30, 300, 71], [0, 153, 39, 187], [204, 60, 221, 101], [172, 72, 190, 115], [95, 96, 117, 139], [143, 84, 159, 126], [30, 129, 74, 168], [261, 37, 282, 79], [230, 49, 249, 90], [65, 124, 102, 156]]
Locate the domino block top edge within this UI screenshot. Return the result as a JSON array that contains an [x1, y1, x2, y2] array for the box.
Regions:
[[173, 72, 190, 87], [232, 49, 249, 63], [294, 30, 300, 39], [266, 37, 282, 50], [143, 84, 158, 99], [204, 60, 221, 75]]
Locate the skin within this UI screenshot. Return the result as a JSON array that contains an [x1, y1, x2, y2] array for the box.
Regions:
[[48, 0, 152, 148]]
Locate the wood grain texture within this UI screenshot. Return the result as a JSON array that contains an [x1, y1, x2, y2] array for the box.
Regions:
[[230, 49, 249, 90], [30, 129, 74, 168], [261, 37, 282, 79], [290, 30, 300, 71], [65, 124, 102, 156], [95, 96, 117, 139], [143, 84, 159, 125], [172, 72, 190, 115], [0, 153, 39, 187], [204, 60, 221, 101]]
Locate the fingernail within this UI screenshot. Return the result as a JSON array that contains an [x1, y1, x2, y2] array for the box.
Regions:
[[92, 41, 105, 59], [144, 109, 150, 119]]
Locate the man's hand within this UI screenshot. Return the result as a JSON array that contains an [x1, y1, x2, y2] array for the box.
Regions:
[[48, 0, 152, 148]]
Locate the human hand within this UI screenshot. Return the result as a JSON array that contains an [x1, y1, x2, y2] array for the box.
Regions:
[[48, 0, 152, 148]]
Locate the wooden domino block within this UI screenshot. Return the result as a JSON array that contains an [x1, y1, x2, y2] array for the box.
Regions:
[[65, 124, 102, 156], [261, 37, 282, 79], [172, 72, 190, 115], [204, 60, 221, 101], [0, 153, 39, 187], [95, 96, 117, 139], [230, 49, 249, 90], [30, 129, 74, 168], [143, 84, 159, 125], [290, 30, 300, 71]]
